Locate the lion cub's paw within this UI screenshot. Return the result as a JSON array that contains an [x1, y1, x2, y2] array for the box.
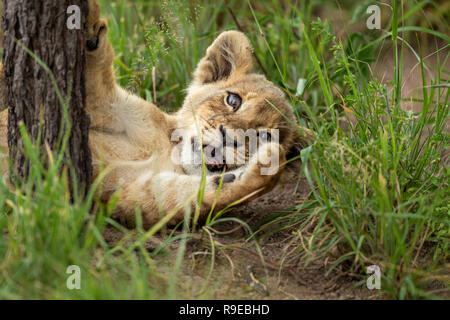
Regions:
[[86, 20, 108, 52], [86, 0, 108, 52], [241, 142, 286, 190], [211, 143, 285, 193]]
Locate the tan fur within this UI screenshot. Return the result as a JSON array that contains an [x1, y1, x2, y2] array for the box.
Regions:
[[0, 0, 305, 228]]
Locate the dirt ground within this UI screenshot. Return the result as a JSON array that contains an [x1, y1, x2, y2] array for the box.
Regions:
[[174, 179, 378, 300], [104, 174, 379, 300]]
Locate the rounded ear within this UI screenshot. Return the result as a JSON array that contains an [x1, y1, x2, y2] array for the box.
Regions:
[[192, 31, 254, 85]]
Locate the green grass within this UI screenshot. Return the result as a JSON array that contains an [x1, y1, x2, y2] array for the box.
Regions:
[[0, 0, 448, 299]]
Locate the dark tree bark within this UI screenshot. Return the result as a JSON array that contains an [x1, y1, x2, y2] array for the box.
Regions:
[[2, 0, 92, 196]]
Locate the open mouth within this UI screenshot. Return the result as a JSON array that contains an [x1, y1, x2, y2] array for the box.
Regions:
[[205, 160, 227, 172], [192, 138, 227, 172]]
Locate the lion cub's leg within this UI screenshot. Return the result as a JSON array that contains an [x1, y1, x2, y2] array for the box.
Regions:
[[111, 142, 285, 228], [84, 0, 121, 132], [84, 0, 173, 145]]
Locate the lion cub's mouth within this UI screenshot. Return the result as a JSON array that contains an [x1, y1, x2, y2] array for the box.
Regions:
[[205, 160, 227, 172], [192, 138, 228, 172]]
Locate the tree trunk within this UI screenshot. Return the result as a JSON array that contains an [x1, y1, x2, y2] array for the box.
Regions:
[[2, 0, 92, 196]]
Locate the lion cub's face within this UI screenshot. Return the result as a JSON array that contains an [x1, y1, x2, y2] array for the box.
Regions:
[[174, 31, 297, 175]]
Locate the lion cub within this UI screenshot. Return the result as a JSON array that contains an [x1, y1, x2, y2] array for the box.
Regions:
[[0, 0, 306, 228]]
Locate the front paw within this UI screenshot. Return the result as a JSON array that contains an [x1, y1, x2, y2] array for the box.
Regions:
[[241, 142, 286, 190], [254, 142, 286, 176]]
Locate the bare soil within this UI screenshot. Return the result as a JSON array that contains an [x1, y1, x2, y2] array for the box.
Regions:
[[104, 175, 380, 300]]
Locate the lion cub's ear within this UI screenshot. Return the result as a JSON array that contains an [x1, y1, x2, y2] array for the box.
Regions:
[[193, 31, 253, 85]]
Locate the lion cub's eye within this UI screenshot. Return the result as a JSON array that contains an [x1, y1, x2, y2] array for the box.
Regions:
[[226, 92, 242, 111]]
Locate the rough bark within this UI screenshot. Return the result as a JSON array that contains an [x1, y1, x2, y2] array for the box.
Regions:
[[2, 0, 91, 196]]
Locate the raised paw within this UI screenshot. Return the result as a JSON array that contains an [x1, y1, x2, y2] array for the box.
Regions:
[[85, 1, 114, 69], [0, 64, 8, 112], [254, 142, 286, 175], [86, 20, 108, 52], [85, 0, 109, 52]]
